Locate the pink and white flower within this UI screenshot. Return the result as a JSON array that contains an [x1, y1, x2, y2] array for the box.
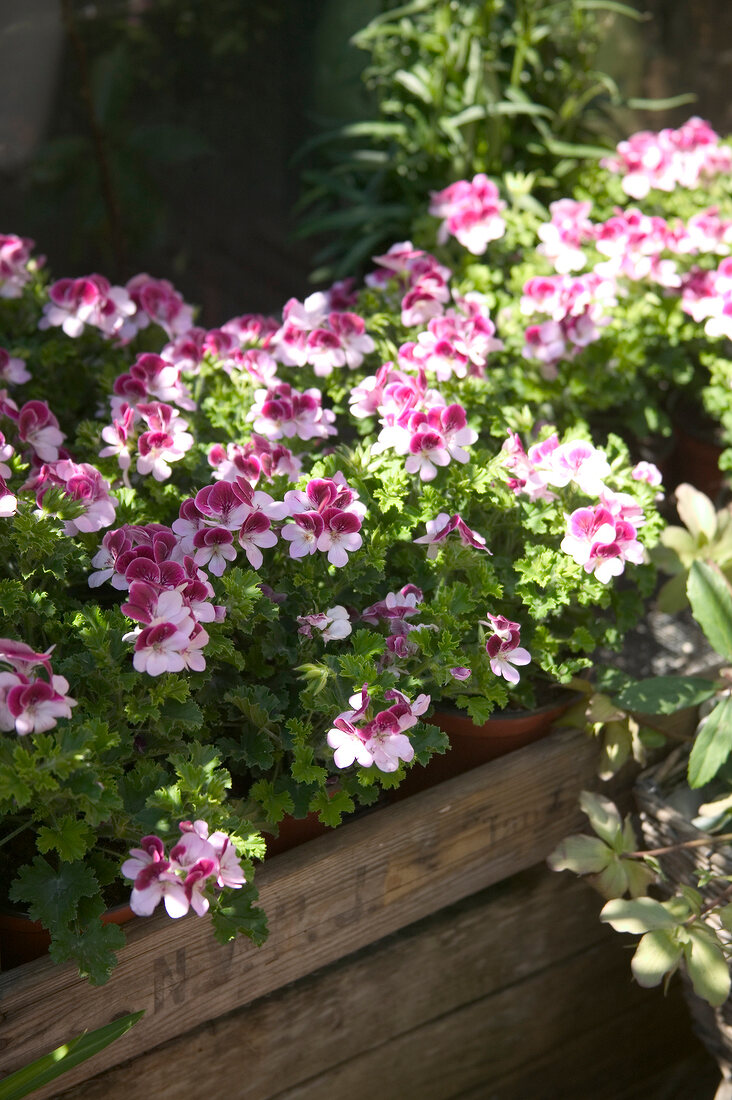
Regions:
[[481, 614, 531, 684], [39, 274, 136, 339], [429, 175, 506, 254]]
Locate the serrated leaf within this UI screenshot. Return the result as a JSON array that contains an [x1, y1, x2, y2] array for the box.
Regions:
[[309, 787, 354, 827], [160, 698, 204, 729], [9, 858, 99, 928], [688, 693, 732, 788], [631, 930, 683, 988], [36, 816, 94, 862], [249, 780, 294, 825], [211, 882, 268, 947], [50, 919, 125, 986], [410, 720, 449, 765]]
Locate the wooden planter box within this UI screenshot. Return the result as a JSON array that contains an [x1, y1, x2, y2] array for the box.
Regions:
[[0, 727, 716, 1098]]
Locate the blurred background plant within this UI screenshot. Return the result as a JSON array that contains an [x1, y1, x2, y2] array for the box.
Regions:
[[2, 0, 731, 314], [294, 0, 696, 281]]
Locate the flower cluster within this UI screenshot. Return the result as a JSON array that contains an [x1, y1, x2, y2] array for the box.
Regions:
[[122, 821, 245, 918], [126, 273, 195, 339], [0, 639, 76, 736], [367, 241, 452, 327], [402, 294, 503, 381], [0, 233, 36, 298], [520, 274, 615, 376], [369, 367, 477, 480], [248, 381, 337, 442], [679, 256, 732, 341], [536, 200, 596, 274], [271, 290, 374, 374], [429, 174, 506, 254], [481, 615, 531, 685], [327, 686, 429, 772], [38, 271, 197, 343], [601, 117, 732, 199]]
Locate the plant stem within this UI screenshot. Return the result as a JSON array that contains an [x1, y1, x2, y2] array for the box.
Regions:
[[0, 820, 32, 849], [59, 0, 126, 273], [626, 832, 732, 859]]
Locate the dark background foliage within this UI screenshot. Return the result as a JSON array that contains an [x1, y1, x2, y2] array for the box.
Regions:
[[1, 0, 731, 323]]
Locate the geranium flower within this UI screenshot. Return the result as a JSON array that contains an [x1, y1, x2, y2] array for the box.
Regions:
[[132, 622, 193, 676], [4, 674, 77, 735], [481, 614, 531, 684]]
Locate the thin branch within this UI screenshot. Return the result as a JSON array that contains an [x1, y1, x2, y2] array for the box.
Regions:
[[625, 832, 732, 859], [59, 0, 126, 272]]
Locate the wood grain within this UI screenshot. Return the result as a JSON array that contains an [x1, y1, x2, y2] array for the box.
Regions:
[[57, 869, 606, 1099], [0, 728, 598, 1096], [58, 868, 715, 1100]]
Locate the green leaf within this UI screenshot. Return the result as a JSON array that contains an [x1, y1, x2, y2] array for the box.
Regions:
[[627, 94, 698, 110], [688, 561, 732, 661], [600, 897, 679, 933], [309, 787, 354, 827], [50, 919, 126, 987], [9, 858, 99, 928], [631, 930, 683, 988], [36, 815, 94, 862], [579, 790, 623, 846], [684, 927, 731, 1006], [547, 834, 611, 875], [0, 1011, 144, 1100], [688, 693, 732, 788], [211, 882, 268, 947], [676, 484, 717, 541], [614, 676, 718, 715], [576, 0, 648, 17], [160, 698, 204, 729], [393, 69, 433, 103]]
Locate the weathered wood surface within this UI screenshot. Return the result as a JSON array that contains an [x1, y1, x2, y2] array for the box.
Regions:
[[61, 867, 718, 1100], [0, 728, 599, 1095]]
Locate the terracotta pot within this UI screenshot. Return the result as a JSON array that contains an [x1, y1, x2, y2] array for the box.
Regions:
[[392, 695, 576, 800], [668, 421, 725, 499], [263, 811, 331, 858], [0, 903, 135, 971]]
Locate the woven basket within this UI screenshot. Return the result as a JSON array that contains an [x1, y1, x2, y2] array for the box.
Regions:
[[636, 748, 732, 1090]]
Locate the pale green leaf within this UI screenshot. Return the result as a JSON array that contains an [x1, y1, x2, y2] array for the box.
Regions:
[[600, 897, 678, 933], [685, 928, 731, 1007], [676, 484, 717, 541], [688, 561, 732, 661], [547, 834, 611, 875], [579, 790, 623, 846], [688, 693, 732, 788], [631, 930, 682, 988]]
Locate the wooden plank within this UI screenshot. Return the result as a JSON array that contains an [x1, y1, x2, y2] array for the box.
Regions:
[[452, 1003, 718, 1100], [0, 727, 598, 1096], [264, 944, 702, 1100], [56, 868, 609, 1100]]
